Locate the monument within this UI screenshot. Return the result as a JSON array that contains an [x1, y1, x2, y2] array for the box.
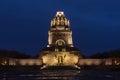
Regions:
[[0, 11, 115, 67], [39, 11, 82, 69]]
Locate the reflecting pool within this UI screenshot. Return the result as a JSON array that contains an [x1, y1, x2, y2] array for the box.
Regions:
[[0, 68, 120, 80]]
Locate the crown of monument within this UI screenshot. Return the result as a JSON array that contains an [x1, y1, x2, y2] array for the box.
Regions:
[[56, 11, 64, 17], [51, 11, 70, 27]]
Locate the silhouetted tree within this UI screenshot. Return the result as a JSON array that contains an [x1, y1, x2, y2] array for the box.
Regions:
[[90, 49, 120, 58], [0, 49, 31, 59]]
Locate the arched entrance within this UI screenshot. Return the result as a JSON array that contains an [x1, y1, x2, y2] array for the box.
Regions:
[[55, 39, 65, 46]]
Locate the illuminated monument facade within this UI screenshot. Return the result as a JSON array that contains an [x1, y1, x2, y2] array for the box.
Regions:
[[39, 11, 82, 68], [0, 11, 115, 67]]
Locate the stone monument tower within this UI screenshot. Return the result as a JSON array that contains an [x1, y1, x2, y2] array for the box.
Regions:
[[39, 11, 82, 68], [48, 11, 73, 48]]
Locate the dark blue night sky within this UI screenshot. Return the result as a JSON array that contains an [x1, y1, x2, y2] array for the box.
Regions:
[[0, 0, 120, 56]]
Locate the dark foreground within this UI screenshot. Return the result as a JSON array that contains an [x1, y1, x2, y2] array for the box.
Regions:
[[0, 66, 120, 80]]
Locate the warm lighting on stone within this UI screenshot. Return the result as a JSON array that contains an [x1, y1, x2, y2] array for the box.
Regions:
[[1, 11, 117, 68], [28, 60, 34, 65], [39, 11, 82, 68], [19, 60, 27, 65], [78, 59, 103, 66], [115, 59, 120, 65], [50, 11, 70, 29], [56, 12, 64, 17], [0, 59, 7, 65], [17, 59, 42, 66], [41, 52, 79, 66]]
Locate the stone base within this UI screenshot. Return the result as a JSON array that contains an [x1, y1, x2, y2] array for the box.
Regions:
[[40, 51, 81, 67]]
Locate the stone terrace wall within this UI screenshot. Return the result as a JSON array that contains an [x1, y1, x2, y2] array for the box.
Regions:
[[78, 59, 113, 66], [8, 58, 43, 66], [1, 58, 114, 66]]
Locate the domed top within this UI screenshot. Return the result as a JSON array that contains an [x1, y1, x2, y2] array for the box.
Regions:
[[50, 11, 70, 30], [56, 12, 64, 17]]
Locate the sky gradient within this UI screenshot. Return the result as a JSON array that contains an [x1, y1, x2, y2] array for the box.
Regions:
[[0, 0, 120, 56]]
